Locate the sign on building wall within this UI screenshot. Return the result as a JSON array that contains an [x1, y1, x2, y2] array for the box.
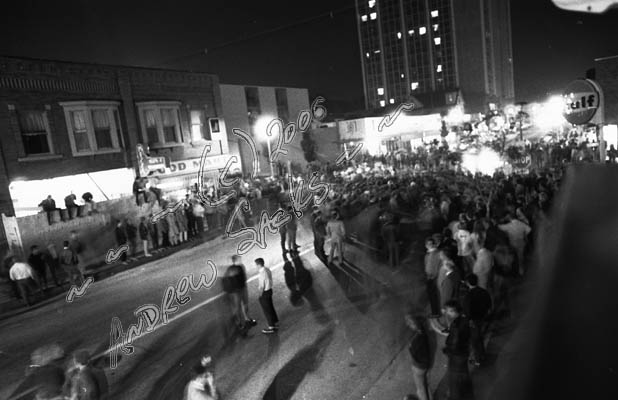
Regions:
[[563, 79, 603, 125], [2, 213, 24, 257], [151, 155, 229, 177]]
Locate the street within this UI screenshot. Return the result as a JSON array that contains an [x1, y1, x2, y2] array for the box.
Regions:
[[1, 218, 432, 400]]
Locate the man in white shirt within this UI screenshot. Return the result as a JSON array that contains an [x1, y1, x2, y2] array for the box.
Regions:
[[498, 213, 531, 276], [473, 245, 494, 290], [9, 259, 38, 306], [326, 211, 346, 264], [256, 258, 279, 334]]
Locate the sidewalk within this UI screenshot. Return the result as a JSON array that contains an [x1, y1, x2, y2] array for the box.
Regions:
[[0, 227, 228, 320]]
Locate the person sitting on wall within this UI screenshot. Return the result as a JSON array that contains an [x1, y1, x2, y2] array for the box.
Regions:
[[39, 195, 62, 225], [81, 192, 97, 215], [64, 192, 79, 220]]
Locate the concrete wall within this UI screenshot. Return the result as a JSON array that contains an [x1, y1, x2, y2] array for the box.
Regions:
[[17, 196, 152, 268], [596, 57, 618, 125]]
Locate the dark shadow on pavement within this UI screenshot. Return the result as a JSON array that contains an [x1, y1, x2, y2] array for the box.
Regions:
[[262, 329, 334, 400]]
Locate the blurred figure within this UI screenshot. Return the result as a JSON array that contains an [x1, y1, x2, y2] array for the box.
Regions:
[[472, 240, 494, 290], [432, 300, 474, 400], [9, 256, 39, 306], [114, 220, 128, 263], [138, 216, 152, 257], [25, 344, 66, 400], [29, 245, 59, 289], [311, 207, 327, 260], [45, 244, 64, 288], [222, 255, 257, 336], [439, 247, 460, 309], [60, 241, 83, 287], [183, 355, 219, 400], [193, 200, 205, 236], [381, 213, 400, 268], [424, 236, 442, 317], [463, 274, 492, 366], [69, 231, 84, 276], [124, 219, 138, 258], [498, 212, 531, 276], [286, 206, 299, 254], [64, 192, 78, 220], [326, 210, 346, 264], [64, 350, 100, 400], [405, 314, 431, 400]]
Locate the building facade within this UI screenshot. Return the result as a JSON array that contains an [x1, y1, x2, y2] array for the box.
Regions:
[[220, 84, 310, 176], [0, 56, 230, 218], [355, 0, 514, 113]]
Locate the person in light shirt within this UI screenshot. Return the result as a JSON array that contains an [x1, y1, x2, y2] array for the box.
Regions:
[[9, 257, 39, 306], [326, 210, 346, 264], [256, 258, 279, 334], [498, 212, 531, 276]]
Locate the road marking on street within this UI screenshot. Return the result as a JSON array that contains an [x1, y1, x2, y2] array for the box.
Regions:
[[94, 248, 313, 364]]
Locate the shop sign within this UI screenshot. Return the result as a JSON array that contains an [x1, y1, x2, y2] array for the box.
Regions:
[[511, 154, 532, 169], [563, 79, 601, 125], [152, 155, 229, 177], [136, 144, 166, 176]]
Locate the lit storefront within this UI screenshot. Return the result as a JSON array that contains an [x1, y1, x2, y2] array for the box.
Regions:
[[338, 113, 445, 156], [147, 155, 232, 200]]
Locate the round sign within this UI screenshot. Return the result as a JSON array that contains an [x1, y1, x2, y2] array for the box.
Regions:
[[562, 79, 601, 125]]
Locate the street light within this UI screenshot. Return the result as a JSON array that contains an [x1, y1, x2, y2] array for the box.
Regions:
[[254, 115, 276, 177]]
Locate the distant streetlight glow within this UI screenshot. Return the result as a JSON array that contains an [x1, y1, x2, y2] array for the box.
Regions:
[[533, 96, 567, 130], [446, 106, 465, 125]]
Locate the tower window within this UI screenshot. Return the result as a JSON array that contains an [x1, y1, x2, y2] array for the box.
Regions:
[[431, 10, 439, 18], [361, 15, 368, 22], [370, 12, 377, 20], [419, 27, 427, 35]]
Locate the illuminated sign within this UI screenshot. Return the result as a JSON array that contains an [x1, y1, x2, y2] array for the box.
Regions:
[[563, 79, 601, 125], [152, 155, 229, 177]]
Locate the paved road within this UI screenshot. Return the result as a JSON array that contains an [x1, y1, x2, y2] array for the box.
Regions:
[[0, 212, 432, 400]]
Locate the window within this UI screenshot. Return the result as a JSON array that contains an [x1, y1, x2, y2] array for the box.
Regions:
[[379, 100, 386, 107], [245, 87, 261, 129], [377, 87, 384, 95], [411, 82, 419, 90], [433, 24, 439, 31], [275, 88, 289, 122], [389, 98, 395, 104], [419, 26, 426, 35], [18, 111, 53, 155], [361, 15, 368, 22], [366, 52, 370, 58], [135, 101, 182, 147], [434, 37, 441, 45], [437, 64, 443, 72], [408, 29, 415, 36], [191, 110, 211, 141], [374, 49, 381, 54], [370, 12, 377, 20], [431, 10, 439, 18], [369, 0, 375, 8], [401, 73, 405, 78], [397, 32, 402, 39], [60, 101, 122, 156]]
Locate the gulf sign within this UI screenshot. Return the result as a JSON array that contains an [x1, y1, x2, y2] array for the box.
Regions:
[[562, 79, 601, 125]]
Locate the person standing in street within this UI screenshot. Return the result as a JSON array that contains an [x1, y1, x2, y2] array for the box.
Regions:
[[29, 245, 59, 290], [405, 313, 431, 400], [222, 255, 257, 335], [472, 241, 493, 290], [326, 210, 346, 265], [424, 237, 442, 317], [498, 212, 531, 276], [463, 274, 492, 366], [114, 220, 128, 264], [431, 300, 474, 400], [138, 217, 152, 257], [9, 257, 39, 306], [60, 241, 83, 287], [256, 258, 279, 334], [311, 207, 327, 260], [286, 206, 299, 254], [125, 219, 138, 258], [440, 248, 461, 309], [69, 231, 84, 277]]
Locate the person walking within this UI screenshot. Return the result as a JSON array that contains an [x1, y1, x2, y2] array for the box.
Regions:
[[405, 313, 431, 400], [463, 274, 492, 366], [498, 212, 531, 276], [424, 237, 442, 317], [138, 217, 152, 257], [431, 300, 474, 400], [326, 210, 346, 265], [9, 257, 39, 306], [69, 231, 84, 277], [222, 255, 257, 335], [125, 219, 138, 258], [60, 241, 83, 287], [256, 258, 279, 334], [45, 244, 64, 288]]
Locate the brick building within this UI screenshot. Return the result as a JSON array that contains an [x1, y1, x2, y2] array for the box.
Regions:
[[0, 55, 229, 219], [594, 55, 618, 125]]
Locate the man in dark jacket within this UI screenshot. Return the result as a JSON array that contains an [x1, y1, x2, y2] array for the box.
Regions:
[[138, 216, 152, 257], [64, 193, 78, 219], [432, 300, 474, 400], [463, 273, 492, 365], [39, 195, 61, 225], [28, 245, 59, 289], [124, 218, 137, 258], [311, 208, 327, 260], [60, 241, 83, 287], [405, 313, 431, 400]]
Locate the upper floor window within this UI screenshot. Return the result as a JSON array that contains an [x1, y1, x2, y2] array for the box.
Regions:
[[136, 101, 182, 147], [191, 109, 211, 141], [275, 88, 289, 123], [17, 110, 53, 155], [60, 101, 122, 156]]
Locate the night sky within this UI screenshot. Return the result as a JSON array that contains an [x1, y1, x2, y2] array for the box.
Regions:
[[2, 0, 617, 112]]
